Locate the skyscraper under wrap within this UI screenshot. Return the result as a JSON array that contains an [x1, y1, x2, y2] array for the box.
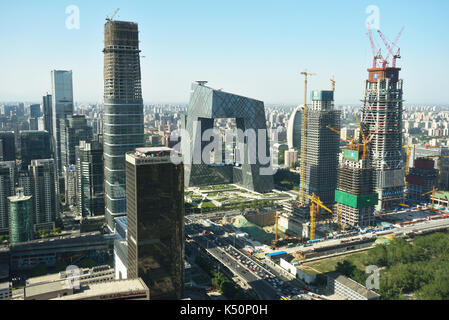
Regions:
[[103, 20, 145, 231]]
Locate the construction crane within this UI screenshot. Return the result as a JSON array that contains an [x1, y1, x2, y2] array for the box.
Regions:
[[299, 71, 316, 205], [402, 145, 414, 191], [326, 125, 357, 145], [366, 21, 383, 68], [106, 8, 120, 21], [307, 193, 332, 240], [354, 113, 386, 159], [377, 27, 405, 68], [271, 211, 279, 248], [330, 76, 335, 92], [399, 203, 410, 207]]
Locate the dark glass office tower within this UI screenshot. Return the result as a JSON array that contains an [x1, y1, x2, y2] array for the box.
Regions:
[[8, 189, 33, 244], [42, 94, 53, 136], [19, 130, 52, 168], [126, 147, 184, 300], [76, 139, 104, 217], [0, 132, 16, 161], [103, 20, 145, 231]]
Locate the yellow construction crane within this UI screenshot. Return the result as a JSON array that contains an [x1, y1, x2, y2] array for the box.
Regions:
[[330, 76, 335, 92], [106, 8, 120, 21], [422, 186, 436, 210], [354, 113, 386, 159], [399, 203, 410, 207], [271, 211, 279, 248], [299, 71, 316, 205], [403, 145, 412, 190], [326, 125, 357, 146], [307, 193, 332, 240]]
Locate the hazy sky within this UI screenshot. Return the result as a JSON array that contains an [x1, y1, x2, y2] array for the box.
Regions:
[[0, 0, 448, 105]]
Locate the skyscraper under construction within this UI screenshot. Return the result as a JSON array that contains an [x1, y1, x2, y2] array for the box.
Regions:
[[103, 19, 145, 231], [303, 90, 340, 209], [360, 56, 404, 211]]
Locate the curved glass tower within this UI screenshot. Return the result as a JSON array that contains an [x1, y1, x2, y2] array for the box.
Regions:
[[103, 20, 145, 231]]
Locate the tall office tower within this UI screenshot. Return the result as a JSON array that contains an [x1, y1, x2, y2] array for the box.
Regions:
[[64, 165, 77, 207], [8, 189, 33, 244], [103, 20, 145, 231], [303, 91, 341, 208], [51, 70, 74, 172], [126, 147, 184, 300], [30, 159, 59, 230], [76, 140, 104, 217], [0, 132, 16, 161], [19, 130, 52, 168], [42, 94, 53, 136], [29, 104, 40, 130], [334, 148, 377, 227], [0, 161, 16, 234], [60, 115, 93, 168], [360, 63, 404, 211]]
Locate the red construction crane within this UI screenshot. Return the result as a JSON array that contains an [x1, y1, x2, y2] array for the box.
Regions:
[[377, 27, 405, 68], [366, 21, 383, 68]]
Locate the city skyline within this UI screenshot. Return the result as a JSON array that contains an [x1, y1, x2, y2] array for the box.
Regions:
[[0, 1, 448, 105]]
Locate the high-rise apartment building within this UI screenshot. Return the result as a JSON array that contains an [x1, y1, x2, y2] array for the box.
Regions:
[[103, 20, 144, 231], [19, 130, 52, 168], [30, 159, 59, 231], [76, 139, 104, 217], [60, 115, 93, 168], [126, 147, 184, 300], [0, 132, 16, 161], [303, 90, 341, 208], [360, 64, 404, 211], [0, 161, 16, 234], [51, 70, 74, 172]]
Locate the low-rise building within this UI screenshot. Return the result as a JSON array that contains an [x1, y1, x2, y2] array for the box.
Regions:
[[327, 272, 380, 300], [0, 281, 12, 300]]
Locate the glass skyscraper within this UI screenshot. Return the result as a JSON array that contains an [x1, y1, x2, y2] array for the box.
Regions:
[[126, 147, 184, 300], [51, 70, 74, 173], [103, 20, 144, 231]]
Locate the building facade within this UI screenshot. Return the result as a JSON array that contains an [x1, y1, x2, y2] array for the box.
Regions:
[[126, 147, 184, 300], [0, 132, 16, 161], [76, 140, 104, 217], [103, 20, 145, 231], [51, 70, 74, 173], [303, 90, 341, 208], [30, 159, 59, 231], [0, 161, 16, 234], [19, 130, 52, 168], [60, 115, 93, 169], [8, 190, 33, 244]]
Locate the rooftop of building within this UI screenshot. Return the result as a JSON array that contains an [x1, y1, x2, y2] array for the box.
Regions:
[[0, 282, 11, 290], [328, 272, 380, 299], [7, 194, 32, 202], [52, 278, 149, 300], [25, 279, 69, 298]]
